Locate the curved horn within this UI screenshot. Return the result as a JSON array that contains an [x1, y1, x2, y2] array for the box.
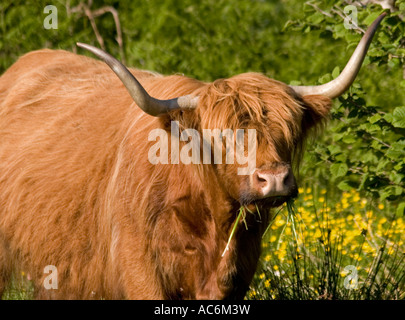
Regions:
[[291, 12, 386, 98], [76, 43, 199, 116]]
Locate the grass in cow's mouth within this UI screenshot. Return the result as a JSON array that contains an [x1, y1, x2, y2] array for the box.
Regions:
[[262, 198, 298, 242], [222, 199, 297, 258], [222, 206, 247, 257]]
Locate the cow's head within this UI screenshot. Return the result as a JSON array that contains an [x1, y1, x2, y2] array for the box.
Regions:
[[77, 13, 385, 212], [193, 73, 332, 210]]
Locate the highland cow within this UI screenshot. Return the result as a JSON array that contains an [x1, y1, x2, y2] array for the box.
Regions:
[[0, 14, 385, 299]]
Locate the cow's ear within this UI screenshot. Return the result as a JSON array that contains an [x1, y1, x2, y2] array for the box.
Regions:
[[301, 95, 332, 133]]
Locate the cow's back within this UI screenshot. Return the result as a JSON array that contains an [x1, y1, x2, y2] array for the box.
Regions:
[[0, 49, 150, 298], [0, 48, 207, 298]]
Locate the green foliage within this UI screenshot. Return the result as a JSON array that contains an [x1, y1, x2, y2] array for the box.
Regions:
[[286, 1, 405, 207], [0, 0, 363, 83]]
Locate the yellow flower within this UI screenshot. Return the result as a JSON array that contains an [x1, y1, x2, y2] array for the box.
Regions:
[[313, 229, 322, 238], [277, 251, 286, 261], [378, 204, 384, 210], [275, 218, 285, 227]]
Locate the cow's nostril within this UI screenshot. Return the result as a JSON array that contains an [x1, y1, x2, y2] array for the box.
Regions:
[[257, 176, 267, 183], [282, 170, 291, 185]]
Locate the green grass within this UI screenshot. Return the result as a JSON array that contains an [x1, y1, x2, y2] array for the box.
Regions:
[[2, 273, 34, 300]]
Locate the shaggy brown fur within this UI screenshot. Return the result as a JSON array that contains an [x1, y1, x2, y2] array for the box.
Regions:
[[0, 49, 331, 299]]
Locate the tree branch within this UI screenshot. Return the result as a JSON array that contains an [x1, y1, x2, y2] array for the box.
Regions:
[[331, 6, 366, 34], [305, 2, 333, 17], [68, 1, 126, 64]]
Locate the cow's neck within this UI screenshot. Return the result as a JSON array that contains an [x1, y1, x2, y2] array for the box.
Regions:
[[171, 163, 265, 299]]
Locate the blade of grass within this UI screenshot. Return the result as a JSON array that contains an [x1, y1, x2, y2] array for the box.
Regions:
[[222, 207, 244, 257]]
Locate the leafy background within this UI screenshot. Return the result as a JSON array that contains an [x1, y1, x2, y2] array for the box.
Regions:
[[1, 0, 404, 299]]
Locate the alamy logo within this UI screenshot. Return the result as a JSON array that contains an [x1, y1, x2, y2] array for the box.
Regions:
[[43, 265, 58, 290], [43, 5, 58, 30], [148, 121, 257, 175], [343, 5, 358, 30], [343, 265, 359, 290]]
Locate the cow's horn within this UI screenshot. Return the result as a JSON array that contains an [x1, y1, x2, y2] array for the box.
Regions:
[[76, 43, 199, 116], [291, 12, 386, 99]]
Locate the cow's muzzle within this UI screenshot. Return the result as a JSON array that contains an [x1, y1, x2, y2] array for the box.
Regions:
[[248, 164, 297, 203]]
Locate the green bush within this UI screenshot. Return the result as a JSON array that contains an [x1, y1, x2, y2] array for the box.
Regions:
[[288, 1, 405, 212]]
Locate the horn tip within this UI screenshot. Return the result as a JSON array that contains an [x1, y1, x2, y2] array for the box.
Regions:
[[76, 42, 93, 51], [374, 12, 387, 25]]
